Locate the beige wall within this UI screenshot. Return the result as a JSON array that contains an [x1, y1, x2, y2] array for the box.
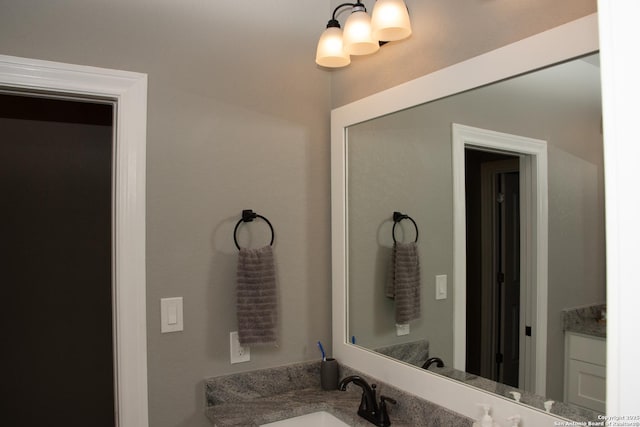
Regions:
[[0, 2, 332, 426], [330, 0, 597, 107], [347, 109, 456, 364], [0, 0, 596, 425]]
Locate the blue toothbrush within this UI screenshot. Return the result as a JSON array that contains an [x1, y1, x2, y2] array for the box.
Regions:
[[317, 341, 326, 361]]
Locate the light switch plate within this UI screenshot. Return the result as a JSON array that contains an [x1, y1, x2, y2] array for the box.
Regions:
[[161, 297, 183, 333], [436, 275, 447, 300]]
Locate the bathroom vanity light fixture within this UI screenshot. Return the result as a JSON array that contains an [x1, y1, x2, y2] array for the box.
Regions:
[[315, 0, 412, 68]]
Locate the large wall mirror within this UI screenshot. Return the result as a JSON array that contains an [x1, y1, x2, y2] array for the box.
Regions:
[[331, 14, 604, 424]]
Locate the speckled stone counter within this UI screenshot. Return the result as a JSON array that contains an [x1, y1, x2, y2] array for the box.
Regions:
[[205, 361, 473, 426], [563, 303, 606, 338], [374, 339, 429, 368], [427, 365, 602, 422]]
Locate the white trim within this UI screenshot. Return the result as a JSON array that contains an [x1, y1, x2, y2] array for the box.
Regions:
[[597, 0, 640, 416], [0, 55, 149, 427], [332, 14, 598, 425], [451, 124, 548, 396]]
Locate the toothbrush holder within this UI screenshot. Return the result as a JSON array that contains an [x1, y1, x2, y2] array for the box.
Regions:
[[321, 358, 339, 390]]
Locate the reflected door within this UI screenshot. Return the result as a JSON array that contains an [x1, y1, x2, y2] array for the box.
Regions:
[[497, 170, 520, 387], [465, 150, 520, 388]]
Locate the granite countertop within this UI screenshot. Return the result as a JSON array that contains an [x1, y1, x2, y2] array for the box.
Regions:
[[205, 361, 472, 427], [374, 339, 429, 368], [563, 303, 606, 338], [205, 387, 414, 427], [427, 366, 603, 422]]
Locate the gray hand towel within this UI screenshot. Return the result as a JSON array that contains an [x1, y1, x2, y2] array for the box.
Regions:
[[236, 245, 278, 346], [386, 242, 421, 324]]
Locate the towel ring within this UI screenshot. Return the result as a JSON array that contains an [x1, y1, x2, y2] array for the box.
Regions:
[[392, 211, 419, 243], [234, 209, 275, 250]]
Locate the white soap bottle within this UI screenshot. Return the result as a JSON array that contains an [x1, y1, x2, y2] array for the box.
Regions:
[[507, 415, 521, 427], [544, 400, 554, 413], [477, 404, 493, 427]]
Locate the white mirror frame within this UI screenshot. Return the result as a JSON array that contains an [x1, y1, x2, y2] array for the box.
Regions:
[[598, 0, 640, 416], [331, 14, 599, 424]]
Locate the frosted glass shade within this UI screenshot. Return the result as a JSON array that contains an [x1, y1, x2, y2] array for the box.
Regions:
[[371, 0, 412, 41], [343, 10, 379, 56], [315, 27, 351, 68]]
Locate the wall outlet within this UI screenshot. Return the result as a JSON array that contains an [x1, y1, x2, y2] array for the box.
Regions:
[[230, 331, 250, 364], [396, 323, 410, 336]]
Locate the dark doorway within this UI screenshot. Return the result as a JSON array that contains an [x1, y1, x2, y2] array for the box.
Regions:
[[0, 93, 115, 426], [465, 148, 521, 388]]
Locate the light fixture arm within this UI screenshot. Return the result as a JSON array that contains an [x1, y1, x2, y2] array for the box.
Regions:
[[328, 2, 360, 28], [327, 1, 388, 46]]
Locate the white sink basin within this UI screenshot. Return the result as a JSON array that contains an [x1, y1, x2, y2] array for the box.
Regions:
[[260, 411, 350, 427]]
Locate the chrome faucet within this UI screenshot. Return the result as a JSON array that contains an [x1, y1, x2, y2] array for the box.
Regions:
[[421, 356, 444, 370], [338, 375, 397, 427]]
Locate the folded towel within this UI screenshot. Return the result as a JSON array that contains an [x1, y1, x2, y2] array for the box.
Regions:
[[236, 245, 278, 346], [386, 242, 421, 324], [385, 246, 397, 299]]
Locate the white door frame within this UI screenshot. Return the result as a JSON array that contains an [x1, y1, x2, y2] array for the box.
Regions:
[[0, 55, 149, 427], [452, 123, 548, 396]]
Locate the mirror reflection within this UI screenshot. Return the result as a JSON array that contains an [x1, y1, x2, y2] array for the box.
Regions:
[[346, 54, 605, 418]]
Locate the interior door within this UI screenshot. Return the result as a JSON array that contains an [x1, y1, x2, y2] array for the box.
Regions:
[[497, 170, 520, 387], [465, 149, 521, 387], [0, 93, 116, 426]]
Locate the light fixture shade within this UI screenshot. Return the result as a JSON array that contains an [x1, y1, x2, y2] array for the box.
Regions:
[[371, 0, 412, 41], [343, 9, 380, 56], [315, 26, 351, 68]]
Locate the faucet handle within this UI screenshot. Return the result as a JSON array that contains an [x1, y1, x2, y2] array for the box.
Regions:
[[380, 395, 397, 405], [379, 395, 396, 427]]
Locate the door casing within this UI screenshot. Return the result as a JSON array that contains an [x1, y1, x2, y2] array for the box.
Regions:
[[0, 54, 148, 427], [452, 123, 548, 396]]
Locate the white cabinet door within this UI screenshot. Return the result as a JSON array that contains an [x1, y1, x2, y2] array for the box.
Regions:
[[565, 332, 606, 413]]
